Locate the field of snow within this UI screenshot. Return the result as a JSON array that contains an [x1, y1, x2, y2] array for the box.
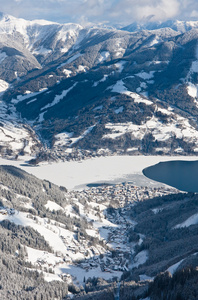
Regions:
[[0, 155, 196, 191]]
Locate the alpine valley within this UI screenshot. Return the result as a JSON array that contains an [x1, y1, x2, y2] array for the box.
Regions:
[[1, 14, 198, 161], [1, 13, 198, 300]]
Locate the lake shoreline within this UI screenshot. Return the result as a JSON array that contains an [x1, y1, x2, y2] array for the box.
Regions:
[[0, 155, 196, 190], [143, 160, 198, 192]]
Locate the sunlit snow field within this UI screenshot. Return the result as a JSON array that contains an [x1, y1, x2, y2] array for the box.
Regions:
[[0, 155, 197, 190]]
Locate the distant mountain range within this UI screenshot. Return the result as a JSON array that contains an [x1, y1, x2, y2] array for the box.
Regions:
[[121, 19, 198, 33], [1, 13, 198, 161]]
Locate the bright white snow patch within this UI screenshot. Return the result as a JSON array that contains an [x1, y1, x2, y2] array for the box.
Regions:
[[187, 83, 198, 98], [54, 132, 74, 147], [69, 124, 96, 146], [111, 82, 153, 105], [149, 37, 160, 47], [55, 125, 96, 147], [62, 69, 72, 77], [11, 89, 47, 104], [114, 61, 126, 72], [167, 259, 184, 275], [77, 65, 87, 72], [98, 51, 110, 63], [93, 75, 108, 87], [174, 213, 198, 228], [0, 79, 9, 94], [136, 71, 155, 80], [132, 250, 148, 268], [111, 80, 128, 93], [45, 201, 63, 211], [41, 83, 77, 111]]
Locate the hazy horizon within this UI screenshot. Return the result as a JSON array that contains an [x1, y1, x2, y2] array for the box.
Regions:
[[0, 0, 198, 26]]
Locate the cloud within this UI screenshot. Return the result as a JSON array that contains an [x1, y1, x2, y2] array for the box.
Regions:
[[1, 0, 198, 25]]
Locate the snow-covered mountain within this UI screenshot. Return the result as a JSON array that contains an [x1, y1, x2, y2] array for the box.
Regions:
[[1, 13, 198, 160], [121, 19, 198, 33]]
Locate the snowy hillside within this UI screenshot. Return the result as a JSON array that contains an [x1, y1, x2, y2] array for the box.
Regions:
[[0, 14, 198, 160], [1, 165, 198, 299], [0, 164, 174, 298]]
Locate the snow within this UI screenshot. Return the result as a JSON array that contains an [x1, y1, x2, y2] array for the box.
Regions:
[[11, 89, 47, 104], [174, 213, 198, 228], [0, 155, 195, 190], [149, 37, 160, 47], [136, 71, 155, 80], [0, 51, 7, 63], [0, 79, 9, 94], [44, 273, 63, 282], [32, 46, 51, 56], [54, 132, 74, 147], [111, 81, 153, 105], [157, 107, 172, 115], [62, 69, 72, 77], [132, 250, 148, 268], [132, 94, 153, 105], [26, 246, 62, 266], [41, 83, 77, 111], [167, 259, 184, 275], [26, 98, 37, 105], [67, 53, 82, 64], [93, 105, 103, 111], [98, 51, 110, 63], [103, 110, 198, 147], [0, 212, 67, 253], [187, 83, 198, 99], [152, 208, 163, 214], [38, 112, 45, 123], [115, 106, 124, 114], [68, 124, 96, 146], [86, 229, 98, 237], [45, 200, 63, 211], [114, 61, 126, 72], [93, 75, 108, 86], [77, 65, 87, 72], [55, 125, 96, 147], [111, 80, 128, 93], [139, 274, 153, 281], [191, 60, 198, 73], [59, 264, 122, 286], [0, 155, 196, 192]]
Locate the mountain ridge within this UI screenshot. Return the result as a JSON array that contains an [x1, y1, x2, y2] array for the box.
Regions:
[[0, 14, 198, 161]]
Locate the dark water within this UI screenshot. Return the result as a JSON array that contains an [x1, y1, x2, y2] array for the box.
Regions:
[[143, 160, 198, 192]]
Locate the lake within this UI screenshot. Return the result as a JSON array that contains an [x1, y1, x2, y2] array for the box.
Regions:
[[143, 160, 198, 192], [0, 155, 196, 190]]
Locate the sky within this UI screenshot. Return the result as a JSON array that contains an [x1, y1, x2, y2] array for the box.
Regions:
[[1, 0, 198, 25]]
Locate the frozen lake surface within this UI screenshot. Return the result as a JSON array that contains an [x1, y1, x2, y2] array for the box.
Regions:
[[0, 155, 196, 190]]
